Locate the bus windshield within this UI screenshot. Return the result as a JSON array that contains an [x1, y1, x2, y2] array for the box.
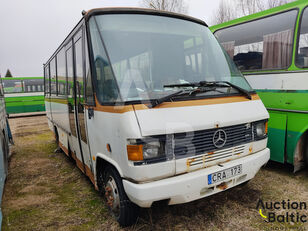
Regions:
[[89, 14, 253, 103]]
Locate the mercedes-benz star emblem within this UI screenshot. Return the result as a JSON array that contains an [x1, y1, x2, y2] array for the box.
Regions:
[[213, 129, 227, 148]]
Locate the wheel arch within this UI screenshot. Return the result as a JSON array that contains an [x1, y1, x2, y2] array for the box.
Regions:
[[95, 154, 124, 179]]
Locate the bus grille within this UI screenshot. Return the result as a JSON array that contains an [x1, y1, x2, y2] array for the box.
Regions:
[[173, 123, 253, 158], [186, 145, 246, 169]]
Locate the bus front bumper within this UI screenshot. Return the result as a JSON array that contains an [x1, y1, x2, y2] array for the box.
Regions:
[[123, 148, 270, 208]]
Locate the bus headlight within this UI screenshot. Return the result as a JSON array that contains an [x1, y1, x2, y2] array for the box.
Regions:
[[143, 141, 164, 159], [127, 138, 166, 162], [255, 120, 268, 138]]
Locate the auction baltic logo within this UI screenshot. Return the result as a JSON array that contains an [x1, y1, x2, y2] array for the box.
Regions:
[[257, 199, 307, 223]]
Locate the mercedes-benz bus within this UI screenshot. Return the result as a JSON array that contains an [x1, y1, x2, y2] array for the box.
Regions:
[[44, 8, 270, 226], [211, 0, 308, 172]]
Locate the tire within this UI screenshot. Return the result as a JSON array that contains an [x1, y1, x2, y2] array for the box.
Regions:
[[98, 166, 139, 227]]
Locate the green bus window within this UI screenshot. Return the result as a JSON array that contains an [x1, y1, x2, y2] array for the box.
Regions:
[[214, 10, 297, 71], [50, 58, 57, 95], [3, 79, 23, 93], [296, 7, 308, 68], [24, 79, 44, 93]]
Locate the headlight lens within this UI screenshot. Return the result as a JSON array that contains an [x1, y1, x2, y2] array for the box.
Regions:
[[255, 121, 268, 138], [127, 138, 166, 162], [143, 141, 164, 159]]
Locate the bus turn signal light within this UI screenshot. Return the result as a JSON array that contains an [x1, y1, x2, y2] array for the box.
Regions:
[[127, 145, 143, 161], [265, 121, 268, 135]]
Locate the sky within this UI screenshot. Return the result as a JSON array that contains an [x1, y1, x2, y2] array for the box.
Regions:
[[0, 0, 220, 77]]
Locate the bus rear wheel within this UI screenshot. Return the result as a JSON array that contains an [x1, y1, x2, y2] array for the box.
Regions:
[[99, 166, 139, 227]]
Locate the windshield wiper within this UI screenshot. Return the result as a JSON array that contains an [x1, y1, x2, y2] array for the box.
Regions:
[[164, 81, 252, 100], [148, 90, 183, 108], [216, 81, 252, 100]]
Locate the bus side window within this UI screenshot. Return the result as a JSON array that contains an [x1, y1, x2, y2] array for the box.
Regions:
[[84, 29, 94, 105], [50, 57, 57, 95], [215, 10, 297, 71], [44, 65, 50, 96], [296, 8, 308, 68], [57, 47, 67, 96]]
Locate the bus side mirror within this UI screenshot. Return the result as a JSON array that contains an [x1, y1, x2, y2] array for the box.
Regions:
[[88, 108, 94, 119]]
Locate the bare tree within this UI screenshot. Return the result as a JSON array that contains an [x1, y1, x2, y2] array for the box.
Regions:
[[238, 0, 265, 16], [212, 0, 236, 25], [266, 0, 293, 8], [140, 0, 188, 14], [212, 0, 295, 25]]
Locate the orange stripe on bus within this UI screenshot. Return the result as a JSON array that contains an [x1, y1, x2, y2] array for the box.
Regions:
[[90, 94, 260, 114], [50, 94, 260, 114], [59, 142, 69, 156]]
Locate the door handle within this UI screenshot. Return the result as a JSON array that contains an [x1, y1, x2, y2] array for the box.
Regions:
[[88, 108, 94, 119]]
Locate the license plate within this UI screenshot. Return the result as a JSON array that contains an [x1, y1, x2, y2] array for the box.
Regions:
[[208, 164, 242, 185]]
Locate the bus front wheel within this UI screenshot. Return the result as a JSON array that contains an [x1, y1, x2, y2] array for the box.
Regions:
[[99, 166, 139, 227]]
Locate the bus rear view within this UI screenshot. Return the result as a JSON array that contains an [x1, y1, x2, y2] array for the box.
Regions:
[[44, 8, 270, 227]]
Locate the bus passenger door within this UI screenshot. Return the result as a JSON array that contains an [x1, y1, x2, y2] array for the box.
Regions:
[[72, 28, 94, 182], [66, 42, 84, 170]]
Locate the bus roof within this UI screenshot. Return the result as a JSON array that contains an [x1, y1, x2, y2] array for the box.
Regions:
[[210, 0, 306, 32], [85, 7, 207, 27]]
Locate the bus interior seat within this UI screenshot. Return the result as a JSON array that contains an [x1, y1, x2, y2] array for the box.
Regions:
[[234, 51, 263, 70]]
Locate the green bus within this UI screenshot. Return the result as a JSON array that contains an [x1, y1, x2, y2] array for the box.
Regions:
[[211, 0, 308, 171], [2, 77, 45, 114]]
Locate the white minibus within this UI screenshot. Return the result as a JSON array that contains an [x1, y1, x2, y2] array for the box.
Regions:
[[44, 8, 270, 226]]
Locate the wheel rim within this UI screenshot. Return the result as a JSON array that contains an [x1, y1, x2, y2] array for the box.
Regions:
[[105, 175, 120, 217]]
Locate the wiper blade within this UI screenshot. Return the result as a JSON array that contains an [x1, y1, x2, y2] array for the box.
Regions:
[[164, 81, 252, 100], [164, 81, 206, 88], [148, 90, 183, 108], [216, 81, 252, 100]]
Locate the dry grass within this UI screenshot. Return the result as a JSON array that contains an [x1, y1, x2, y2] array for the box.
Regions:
[[2, 116, 308, 230]]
